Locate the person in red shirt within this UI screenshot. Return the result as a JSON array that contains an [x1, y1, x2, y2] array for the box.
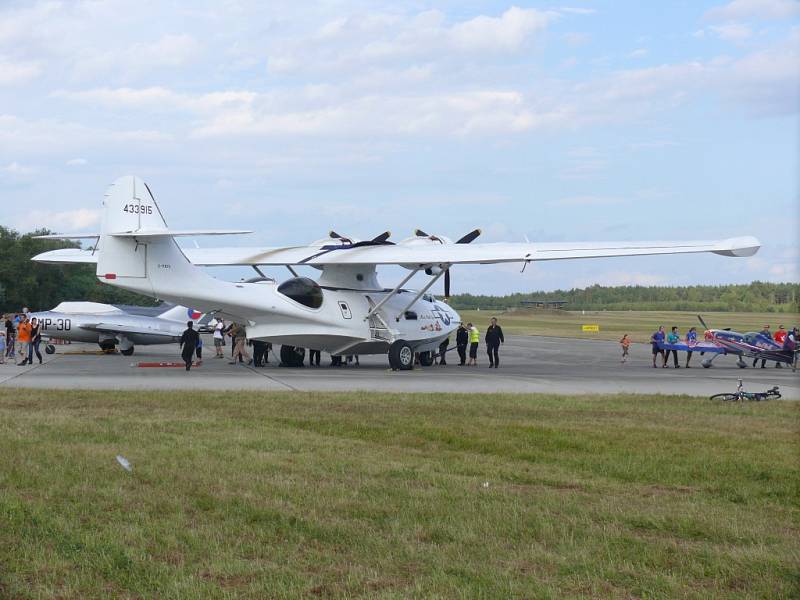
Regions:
[[773, 325, 787, 368]]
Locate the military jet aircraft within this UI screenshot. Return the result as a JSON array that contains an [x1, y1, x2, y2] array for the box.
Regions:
[[30, 302, 202, 356], [32, 176, 760, 370]]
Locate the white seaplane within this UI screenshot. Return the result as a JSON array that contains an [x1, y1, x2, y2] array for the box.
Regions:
[[32, 176, 760, 370]]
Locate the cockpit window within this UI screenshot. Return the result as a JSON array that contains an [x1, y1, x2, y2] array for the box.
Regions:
[[277, 277, 323, 309], [422, 294, 435, 303]]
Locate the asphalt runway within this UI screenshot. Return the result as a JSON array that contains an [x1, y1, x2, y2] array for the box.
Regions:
[[1, 335, 797, 398]]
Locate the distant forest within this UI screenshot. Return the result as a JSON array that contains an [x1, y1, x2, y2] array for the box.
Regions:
[[449, 282, 800, 313], [0, 226, 157, 313], [1, 226, 797, 314]]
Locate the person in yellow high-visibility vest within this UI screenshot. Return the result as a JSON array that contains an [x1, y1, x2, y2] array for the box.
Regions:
[[468, 322, 480, 366]]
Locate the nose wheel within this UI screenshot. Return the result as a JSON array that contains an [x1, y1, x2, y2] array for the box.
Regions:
[[388, 340, 414, 371]]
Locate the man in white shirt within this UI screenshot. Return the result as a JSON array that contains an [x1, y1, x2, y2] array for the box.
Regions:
[[212, 318, 225, 358]]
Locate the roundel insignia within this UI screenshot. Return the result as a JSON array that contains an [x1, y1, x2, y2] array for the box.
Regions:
[[188, 308, 202, 320]]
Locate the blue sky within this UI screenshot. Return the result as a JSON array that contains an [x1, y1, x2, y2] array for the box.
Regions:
[[1, 0, 798, 294]]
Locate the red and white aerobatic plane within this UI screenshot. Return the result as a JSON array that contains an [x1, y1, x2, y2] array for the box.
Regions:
[[33, 176, 760, 370]]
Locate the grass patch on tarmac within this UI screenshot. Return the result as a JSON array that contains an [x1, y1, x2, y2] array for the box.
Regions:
[[0, 389, 798, 598], [459, 309, 800, 342]]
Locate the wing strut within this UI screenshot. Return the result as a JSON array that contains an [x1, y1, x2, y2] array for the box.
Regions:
[[364, 268, 419, 321], [395, 266, 449, 322]]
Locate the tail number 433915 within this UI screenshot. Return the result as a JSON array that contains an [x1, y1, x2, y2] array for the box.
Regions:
[[123, 204, 153, 214]]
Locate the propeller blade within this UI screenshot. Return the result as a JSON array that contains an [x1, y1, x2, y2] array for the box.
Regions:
[[371, 231, 391, 244], [697, 315, 710, 330], [456, 228, 481, 244], [444, 268, 451, 299], [329, 230, 353, 244], [414, 229, 429, 237]]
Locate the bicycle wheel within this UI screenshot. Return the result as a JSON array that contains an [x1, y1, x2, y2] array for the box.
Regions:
[[765, 391, 782, 400], [710, 393, 739, 401]]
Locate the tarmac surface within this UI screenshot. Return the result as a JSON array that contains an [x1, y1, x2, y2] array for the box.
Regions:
[[1, 335, 797, 398]]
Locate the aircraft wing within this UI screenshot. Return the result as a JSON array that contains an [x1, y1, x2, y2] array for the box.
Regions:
[[80, 323, 181, 337], [32, 236, 760, 267], [180, 236, 760, 266]]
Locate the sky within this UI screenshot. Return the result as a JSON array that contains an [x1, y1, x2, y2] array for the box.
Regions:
[[1, 0, 798, 295]]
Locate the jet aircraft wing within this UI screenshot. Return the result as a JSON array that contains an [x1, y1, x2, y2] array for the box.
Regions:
[[80, 323, 181, 337]]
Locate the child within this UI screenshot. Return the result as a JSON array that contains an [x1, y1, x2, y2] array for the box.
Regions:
[[619, 334, 631, 363], [0, 331, 5, 364]]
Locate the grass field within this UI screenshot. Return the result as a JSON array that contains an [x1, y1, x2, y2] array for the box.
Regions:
[[1, 389, 798, 598], [458, 309, 800, 342]]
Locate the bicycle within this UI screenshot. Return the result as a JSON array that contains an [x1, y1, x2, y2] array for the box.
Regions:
[[710, 379, 781, 402]]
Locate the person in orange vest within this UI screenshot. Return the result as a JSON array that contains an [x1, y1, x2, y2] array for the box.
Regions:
[[16, 314, 32, 366]]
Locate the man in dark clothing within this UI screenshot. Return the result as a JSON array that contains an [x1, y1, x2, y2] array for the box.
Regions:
[[309, 349, 321, 366], [485, 317, 505, 368], [456, 323, 469, 366], [438, 337, 449, 366], [252, 340, 268, 367], [179, 321, 200, 371], [752, 325, 770, 368]]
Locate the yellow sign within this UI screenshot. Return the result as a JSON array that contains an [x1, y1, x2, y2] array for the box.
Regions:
[[582, 324, 600, 332]]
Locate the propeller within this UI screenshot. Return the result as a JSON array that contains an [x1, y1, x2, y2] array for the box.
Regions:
[[445, 229, 481, 300], [697, 315, 710, 331]]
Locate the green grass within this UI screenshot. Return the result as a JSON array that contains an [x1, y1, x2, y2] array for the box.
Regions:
[[459, 309, 800, 342], [1, 389, 798, 598]]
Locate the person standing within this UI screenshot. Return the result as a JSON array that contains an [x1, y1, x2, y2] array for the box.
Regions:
[[666, 326, 680, 368], [212, 318, 225, 358], [774, 325, 787, 368], [16, 314, 32, 366], [753, 325, 770, 368], [179, 321, 200, 371], [0, 331, 6, 364], [4, 315, 15, 360], [456, 323, 469, 366], [28, 317, 43, 365], [309, 348, 321, 367], [252, 340, 268, 367], [485, 317, 504, 368], [468, 322, 480, 366], [650, 325, 666, 368], [438, 336, 449, 366], [619, 334, 631, 364], [685, 327, 698, 368]]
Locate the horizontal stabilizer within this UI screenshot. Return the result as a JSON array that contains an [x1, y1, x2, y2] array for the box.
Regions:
[[108, 229, 252, 237], [34, 233, 99, 240]]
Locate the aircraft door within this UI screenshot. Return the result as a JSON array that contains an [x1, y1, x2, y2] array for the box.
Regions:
[[338, 300, 352, 319]]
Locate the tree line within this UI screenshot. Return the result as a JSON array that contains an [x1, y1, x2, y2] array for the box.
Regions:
[[0, 226, 157, 313], [449, 282, 800, 313]]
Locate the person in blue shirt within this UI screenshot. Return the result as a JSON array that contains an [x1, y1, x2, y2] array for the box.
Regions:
[[666, 326, 681, 368], [650, 325, 666, 368], [685, 326, 698, 368]]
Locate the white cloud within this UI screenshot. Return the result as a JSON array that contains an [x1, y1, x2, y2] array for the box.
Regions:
[[449, 6, 553, 52], [627, 48, 649, 58], [2, 161, 35, 175], [65, 158, 87, 166], [709, 23, 753, 41], [552, 195, 628, 207], [0, 57, 41, 86], [705, 0, 800, 21], [15, 208, 101, 233], [563, 32, 591, 47]]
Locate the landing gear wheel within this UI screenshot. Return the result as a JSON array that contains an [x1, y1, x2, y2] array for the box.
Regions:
[[120, 347, 135, 356], [418, 351, 434, 367], [388, 340, 414, 371], [45, 344, 56, 355], [736, 359, 747, 369], [280, 345, 306, 367], [701, 360, 712, 368]]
